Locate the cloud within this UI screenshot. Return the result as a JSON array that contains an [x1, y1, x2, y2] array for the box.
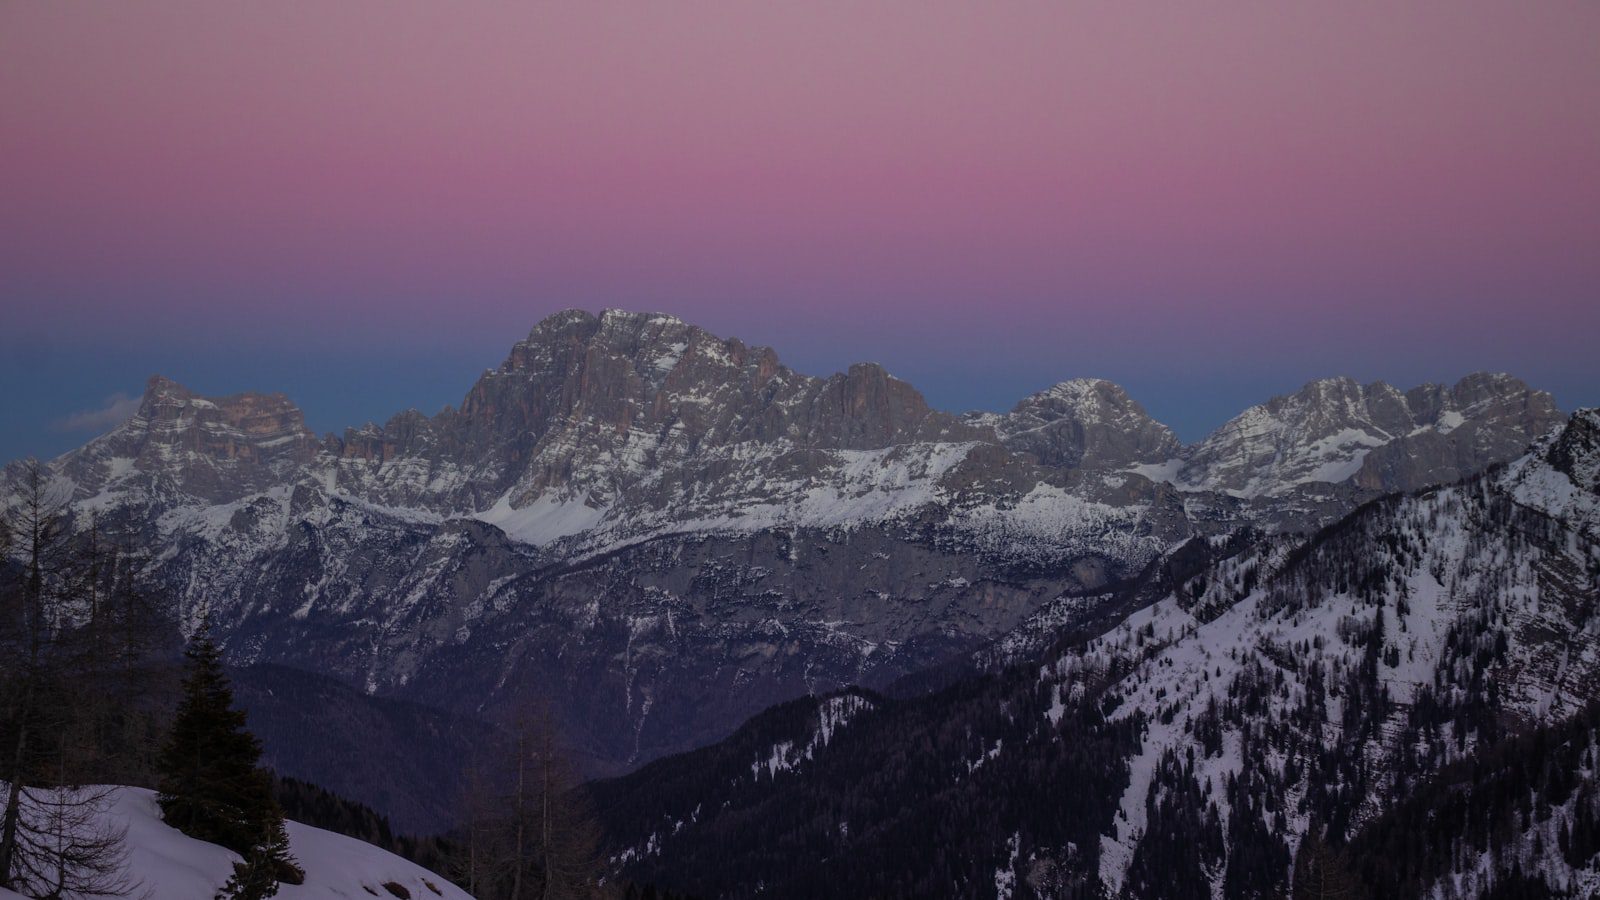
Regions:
[[51, 392, 142, 434]]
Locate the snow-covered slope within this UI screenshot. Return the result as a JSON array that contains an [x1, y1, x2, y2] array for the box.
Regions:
[[0, 786, 470, 900], [1057, 408, 1600, 896], [1504, 407, 1600, 540]]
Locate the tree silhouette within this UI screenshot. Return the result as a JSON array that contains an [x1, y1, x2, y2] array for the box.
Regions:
[[157, 617, 276, 855]]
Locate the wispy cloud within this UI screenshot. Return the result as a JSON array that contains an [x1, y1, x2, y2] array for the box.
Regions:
[[51, 392, 141, 434]]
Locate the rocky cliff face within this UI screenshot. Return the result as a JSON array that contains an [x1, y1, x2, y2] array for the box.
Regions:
[[2, 309, 1566, 774], [326, 310, 982, 517], [1545, 407, 1600, 495], [1172, 374, 1561, 498], [973, 379, 1181, 471], [50, 375, 320, 504]]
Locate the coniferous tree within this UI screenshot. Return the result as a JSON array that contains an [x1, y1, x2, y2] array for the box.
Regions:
[[156, 619, 277, 855], [159, 620, 303, 895], [217, 814, 301, 900]]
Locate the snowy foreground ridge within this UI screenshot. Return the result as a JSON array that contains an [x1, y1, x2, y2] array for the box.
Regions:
[[0, 787, 471, 900]]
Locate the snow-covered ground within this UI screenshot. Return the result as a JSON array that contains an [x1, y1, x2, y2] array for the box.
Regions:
[[0, 786, 471, 900], [1073, 427, 1600, 894]]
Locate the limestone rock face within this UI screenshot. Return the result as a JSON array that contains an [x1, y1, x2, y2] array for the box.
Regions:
[[977, 379, 1181, 471], [1176, 374, 1562, 498], [323, 309, 985, 517], [1353, 373, 1565, 493], [45, 374, 319, 504], [1539, 407, 1600, 494]]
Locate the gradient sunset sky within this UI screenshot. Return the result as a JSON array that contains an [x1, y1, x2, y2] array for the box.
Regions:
[[3, 2, 1597, 461]]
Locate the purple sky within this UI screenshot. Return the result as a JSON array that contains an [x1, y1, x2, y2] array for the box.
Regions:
[[3, 2, 1597, 461]]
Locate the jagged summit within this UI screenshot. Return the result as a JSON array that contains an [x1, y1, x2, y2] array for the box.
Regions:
[[979, 378, 1181, 470], [1172, 372, 1561, 498], [38, 373, 321, 503], [89, 315, 1563, 509], [142, 372, 193, 399], [27, 315, 1566, 524], [1500, 407, 1600, 541], [1546, 407, 1600, 494]]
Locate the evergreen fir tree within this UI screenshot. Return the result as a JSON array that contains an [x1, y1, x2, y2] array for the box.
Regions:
[[156, 619, 277, 855], [217, 814, 302, 900]]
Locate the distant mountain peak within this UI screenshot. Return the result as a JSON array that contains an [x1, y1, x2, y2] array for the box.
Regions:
[[31, 373, 324, 503], [1038, 376, 1115, 394], [1174, 371, 1561, 498], [985, 378, 1179, 470], [599, 306, 685, 326], [1548, 408, 1600, 494], [142, 372, 194, 400]]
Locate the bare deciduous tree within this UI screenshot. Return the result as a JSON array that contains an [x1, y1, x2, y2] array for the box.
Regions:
[[1293, 833, 1364, 900], [6, 783, 146, 899], [455, 698, 602, 900], [1, 460, 154, 896], [1, 460, 67, 890]]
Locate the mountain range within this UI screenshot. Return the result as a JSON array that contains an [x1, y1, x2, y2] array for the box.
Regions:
[[2, 309, 1566, 781]]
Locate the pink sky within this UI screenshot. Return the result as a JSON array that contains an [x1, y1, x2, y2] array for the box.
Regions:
[[2, 2, 1597, 457]]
